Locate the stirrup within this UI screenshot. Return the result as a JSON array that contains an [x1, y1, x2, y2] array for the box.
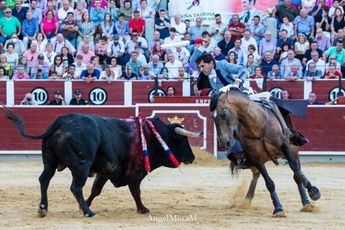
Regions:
[[227, 152, 245, 165], [237, 158, 252, 170], [290, 131, 309, 146]]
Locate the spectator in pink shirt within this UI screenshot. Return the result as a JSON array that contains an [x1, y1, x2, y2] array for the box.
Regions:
[[22, 41, 40, 67], [13, 65, 30, 79], [95, 36, 108, 64], [41, 10, 59, 39], [76, 44, 95, 65], [90, 0, 107, 8]]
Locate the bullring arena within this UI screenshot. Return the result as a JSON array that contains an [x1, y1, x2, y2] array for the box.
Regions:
[[0, 89, 345, 228], [0, 150, 344, 229], [1, 0, 345, 227], [0, 81, 345, 229]]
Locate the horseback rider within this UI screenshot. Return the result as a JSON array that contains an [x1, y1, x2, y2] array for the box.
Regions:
[[193, 53, 309, 168]]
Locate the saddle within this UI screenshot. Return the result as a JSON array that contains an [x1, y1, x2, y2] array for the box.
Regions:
[[256, 99, 309, 146], [255, 99, 292, 141]]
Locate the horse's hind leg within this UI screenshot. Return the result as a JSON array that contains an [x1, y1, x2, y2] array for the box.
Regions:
[[242, 167, 260, 207], [254, 163, 285, 217], [281, 144, 321, 202]]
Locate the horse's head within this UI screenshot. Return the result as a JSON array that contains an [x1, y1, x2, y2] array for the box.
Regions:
[[210, 92, 239, 150]]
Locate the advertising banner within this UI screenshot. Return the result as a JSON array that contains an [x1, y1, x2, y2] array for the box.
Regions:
[[169, 0, 277, 25]]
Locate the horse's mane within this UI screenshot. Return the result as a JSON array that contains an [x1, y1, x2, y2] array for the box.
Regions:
[[209, 93, 221, 112], [209, 88, 250, 112]]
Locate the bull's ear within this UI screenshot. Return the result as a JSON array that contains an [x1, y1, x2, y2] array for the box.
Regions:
[[174, 127, 202, 138]]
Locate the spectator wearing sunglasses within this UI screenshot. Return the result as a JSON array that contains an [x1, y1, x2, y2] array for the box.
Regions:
[[0, 7, 21, 44]]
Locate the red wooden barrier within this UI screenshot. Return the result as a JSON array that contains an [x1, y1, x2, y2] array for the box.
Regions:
[[7, 80, 345, 106], [0, 107, 135, 150], [14, 80, 65, 105], [1, 106, 345, 153], [72, 80, 125, 105], [250, 80, 305, 99], [132, 80, 183, 103], [153, 96, 210, 104], [311, 80, 345, 102], [0, 80, 6, 104], [138, 105, 215, 153], [294, 106, 345, 151]]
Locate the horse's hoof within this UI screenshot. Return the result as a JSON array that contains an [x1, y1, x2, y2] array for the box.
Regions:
[[308, 186, 321, 201], [38, 208, 48, 218], [300, 203, 320, 213], [272, 210, 286, 218], [239, 198, 251, 209], [137, 207, 150, 214], [84, 211, 96, 217]]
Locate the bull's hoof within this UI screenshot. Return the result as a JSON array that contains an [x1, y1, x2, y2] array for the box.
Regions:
[[272, 210, 286, 218], [137, 207, 150, 214], [308, 186, 321, 201], [300, 203, 320, 212], [84, 211, 96, 217], [38, 208, 48, 217]]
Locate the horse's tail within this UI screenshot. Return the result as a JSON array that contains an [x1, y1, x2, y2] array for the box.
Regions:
[[1, 106, 60, 140], [230, 162, 239, 176]]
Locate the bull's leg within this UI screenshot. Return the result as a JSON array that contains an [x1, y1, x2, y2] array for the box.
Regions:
[[128, 180, 149, 214], [281, 144, 321, 202], [70, 170, 95, 217], [85, 174, 108, 207], [243, 167, 260, 207], [254, 163, 285, 217], [38, 163, 57, 217]]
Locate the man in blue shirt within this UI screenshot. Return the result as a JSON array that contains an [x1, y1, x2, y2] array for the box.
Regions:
[[80, 65, 101, 83], [90, 0, 105, 25], [293, 8, 315, 39], [249, 15, 266, 44], [22, 10, 38, 49]]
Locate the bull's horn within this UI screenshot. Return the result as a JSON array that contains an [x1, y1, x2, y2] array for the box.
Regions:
[[174, 127, 202, 138]]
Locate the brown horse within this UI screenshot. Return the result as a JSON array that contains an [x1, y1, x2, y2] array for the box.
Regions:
[[210, 89, 320, 217]]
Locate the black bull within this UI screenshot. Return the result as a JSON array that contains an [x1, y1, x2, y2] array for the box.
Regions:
[[3, 109, 200, 217]]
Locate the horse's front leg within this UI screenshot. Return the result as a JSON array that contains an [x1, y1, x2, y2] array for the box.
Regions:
[[281, 144, 321, 203], [242, 167, 260, 207], [254, 163, 285, 217]]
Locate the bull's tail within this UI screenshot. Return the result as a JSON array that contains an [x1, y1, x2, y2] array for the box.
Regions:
[[2, 106, 60, 140]]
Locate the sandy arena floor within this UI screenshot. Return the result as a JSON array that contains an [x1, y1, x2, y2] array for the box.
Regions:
[[0, 149, 344, 230]]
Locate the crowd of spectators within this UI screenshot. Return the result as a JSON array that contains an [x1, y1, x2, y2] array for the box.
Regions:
[[0, 0, 344, 83]]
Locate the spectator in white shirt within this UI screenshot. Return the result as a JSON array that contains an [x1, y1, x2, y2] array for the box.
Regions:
[[163, 27, 181, 46], [58, 0, 74, 24], [164, 51, 183, 79], [170, 14, 186, 35], [241, 30, 258, 58]]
